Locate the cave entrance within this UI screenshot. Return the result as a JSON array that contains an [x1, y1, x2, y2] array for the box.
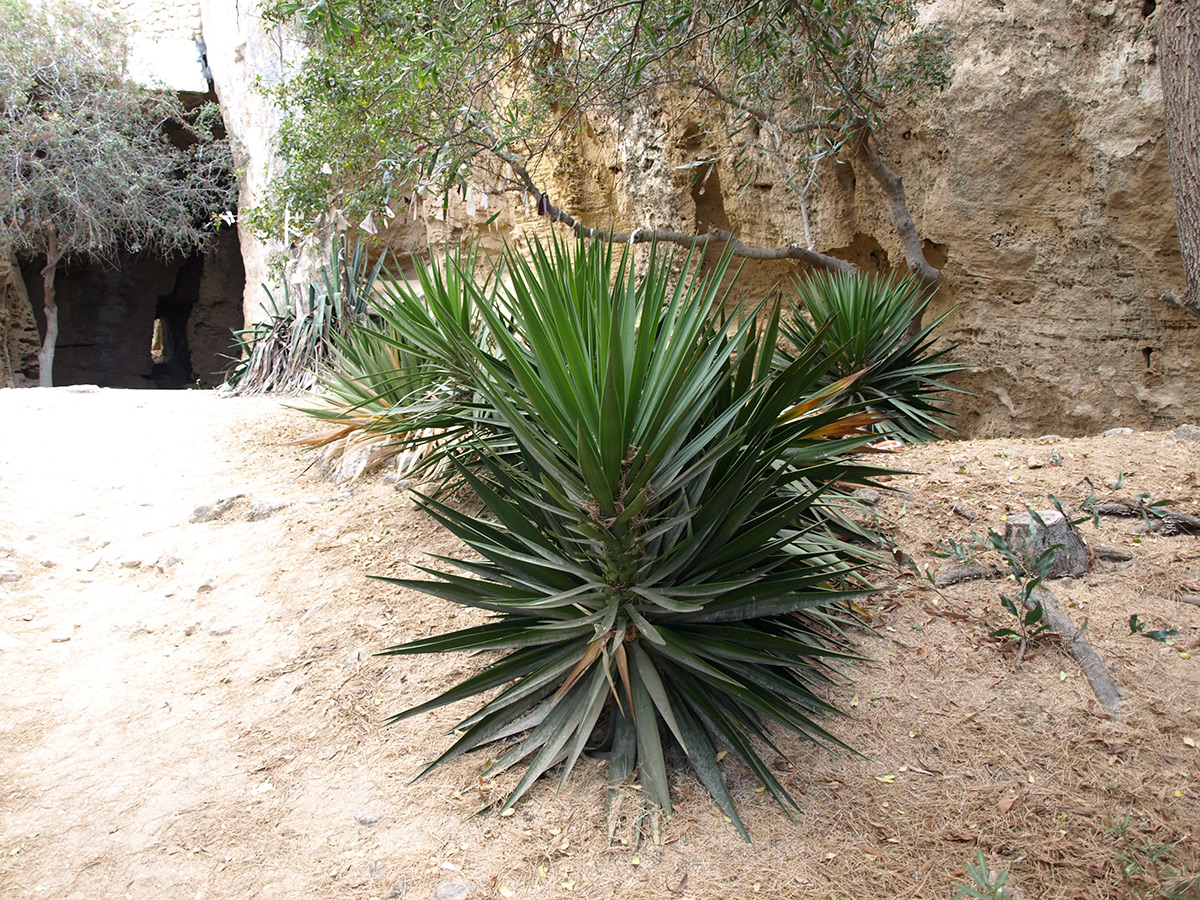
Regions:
[[14, 78, 245, 389], [22, 228, 245, 389]]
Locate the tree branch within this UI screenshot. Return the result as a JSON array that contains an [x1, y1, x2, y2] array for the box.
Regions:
[[851, 121, 940, 285], [1158, 289, 1200, 321], [1030, 585, 1120, 716], [489, 141, 857, 273], [686, 76, 824, 136]]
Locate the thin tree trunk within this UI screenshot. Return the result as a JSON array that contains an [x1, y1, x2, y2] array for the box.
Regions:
[[851, 122, 941, 288], [37, 232, 64, 388], [1159, 0, 1200, 315]]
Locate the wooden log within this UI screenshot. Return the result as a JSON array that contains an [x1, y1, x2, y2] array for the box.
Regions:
[[1088, 498, 1200, 535], [950, 503, 976, 521], [1005, 509, 1090, 578], [1030, 586, 1121, 716], [1089, 500, 1141, 517], [1146, 510, 1200, 535], [1092, 545, 1134, 562], [935, 564, 1002, 587]]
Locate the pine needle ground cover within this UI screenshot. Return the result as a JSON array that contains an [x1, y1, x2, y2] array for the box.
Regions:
[[4, 397, 1197, 900], [315, 237, 901, 838]]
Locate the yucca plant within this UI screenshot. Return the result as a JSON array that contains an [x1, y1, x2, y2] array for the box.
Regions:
[[780, 270, 969, 443], [225, 233, 384, 395], [293, 244, 503, 480], [377, 237, 886, 839]]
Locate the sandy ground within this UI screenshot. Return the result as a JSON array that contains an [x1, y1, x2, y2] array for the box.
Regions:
[[1, 388, 1199, 900]]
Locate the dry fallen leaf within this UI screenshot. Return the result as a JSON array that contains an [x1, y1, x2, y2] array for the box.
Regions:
[[874, 774, 897, 784]]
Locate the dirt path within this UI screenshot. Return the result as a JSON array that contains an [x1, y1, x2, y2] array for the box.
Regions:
[[0, 389, 391, 898], [1, 389, 1198, 900]]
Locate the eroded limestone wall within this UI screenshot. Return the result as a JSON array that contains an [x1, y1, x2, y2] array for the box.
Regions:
[[524, 0, 1200, 437], [72, 0, 1200, 433], [860, 0, 1198, 436]]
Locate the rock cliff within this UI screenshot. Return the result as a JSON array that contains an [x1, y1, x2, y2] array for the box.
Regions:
[[342, 0, 1200, 436], [4, 0, 1196, 436], [528, 0, 1200, 437]]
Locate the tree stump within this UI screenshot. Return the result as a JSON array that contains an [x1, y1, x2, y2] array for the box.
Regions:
[[1004, 509, 1090, 578]]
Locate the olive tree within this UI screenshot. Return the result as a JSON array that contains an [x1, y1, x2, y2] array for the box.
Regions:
[[0, 0, 237, 386], [256, 0, 947, 283]]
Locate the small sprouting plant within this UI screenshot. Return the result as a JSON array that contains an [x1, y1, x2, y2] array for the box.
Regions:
[[1132, 491, 1178, 527], [918, 532, 984, 585], [987, 529, 1055, 661], [1048, 493, 1100, 528], [1128, 614, 1180, 644], [951, 850, 1014, 900], [1109, 815, 1200, 899], [932, 534, 984, 564]]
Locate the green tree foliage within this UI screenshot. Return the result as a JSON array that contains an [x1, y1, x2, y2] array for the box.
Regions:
[[258, 0, 947, 278], [0, 0, 237, 385]]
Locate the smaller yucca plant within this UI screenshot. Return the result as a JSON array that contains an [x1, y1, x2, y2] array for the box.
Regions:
[[377, 237, 885, 839], [780, 270, 969, 443], [294, 244, 500, 480], [226, 234, 383, 395]]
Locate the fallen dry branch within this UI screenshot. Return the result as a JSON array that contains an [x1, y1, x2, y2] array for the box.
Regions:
[[950, 502, 975, 521], [1030, 585, 1121, 716], [1146, 512, 1200, 535], [1174, 592, 1200, 608], [935, 563, 1002, 587], [1092, 545, 1134, 562], [1087, 498, 1200, 535]]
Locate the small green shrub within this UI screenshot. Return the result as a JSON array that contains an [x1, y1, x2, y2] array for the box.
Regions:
[[376, 238, 884, 838], [779, 269, 969, 443], [1109, 815, 1200, 899], [951, 851, 1014, 900]]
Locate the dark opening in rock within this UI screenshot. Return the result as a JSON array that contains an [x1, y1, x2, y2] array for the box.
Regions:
[[21, 228, 244, 389], [15, 86, 243, 389]]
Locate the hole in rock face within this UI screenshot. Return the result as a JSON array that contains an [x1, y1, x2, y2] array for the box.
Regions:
[[149, 254, 203, 388], [823, 233, 891, 273], [1141, 0, 1155, 17]]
